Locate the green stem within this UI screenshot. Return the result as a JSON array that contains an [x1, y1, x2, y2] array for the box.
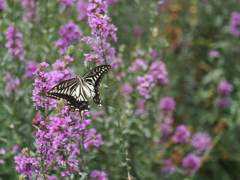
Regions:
[[99, 35, 132, 180], [200, 131, 224, 166]]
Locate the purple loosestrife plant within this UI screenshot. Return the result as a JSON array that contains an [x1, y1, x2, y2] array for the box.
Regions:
[[161, 159, 176, 174], [230, 12, 240, 37], [24, 61, 39, 78], [0, 148, 6, 164], [4, 73, 21, 98], [190, 132, 212, 154], [159, 97, 176, 115], [90, 170, 108, 180], [137, 75, 155, 99], [209, 49, 220, 58], [182, 154, 201, 175], [57, 0, 74, 14], [172, 125, 190, 143], [77, 0, 88, 21], [0, 0, 4, 10], [21, 0, 40, 23], [218, 80, 233, 96], [15, 56, 104, 178], [82, 0, 118, 64], [216, 80, 233, 108], [54, 22, 82, 55], [5, 25, 25, 61]]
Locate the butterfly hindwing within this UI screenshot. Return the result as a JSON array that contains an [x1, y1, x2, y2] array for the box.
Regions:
[[83, 65, 111, 106], [45, 78, 90, 115]]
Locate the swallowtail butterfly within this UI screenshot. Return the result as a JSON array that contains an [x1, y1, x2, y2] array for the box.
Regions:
[[45, 65, 111, 119]]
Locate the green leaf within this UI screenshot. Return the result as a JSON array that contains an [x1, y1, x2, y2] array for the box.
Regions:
[[3, 103, 13, 115]]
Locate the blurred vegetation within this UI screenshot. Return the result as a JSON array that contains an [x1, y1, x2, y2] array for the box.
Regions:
[[0, 0, 240, 179]]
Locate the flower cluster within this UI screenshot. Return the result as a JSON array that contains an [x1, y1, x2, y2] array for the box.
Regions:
[[190, 132, 212, 154], [122, 83, 133, 94], [90, 170, 108, 180], [128, 59, 147, 72], [182, 154, 201, 175], [0, 0, 4, 10], [77, 0, 88, 21], [16, 56, 105, 178], [216, 80, 233, 108], [24, 60, 38, 78], [136, 59, 168, 99], [0, 148, 6, 164], [57, 0, 74, 14], [134, 99, 148, 115], [172, 125, 191, 143], [149, 61, 168, 85], [82, 0, 118, 64], [21, 0, 40, 23], [159, 97, 175, 138], [209, 49, 220, 58], [55, 22, 82, 54], [5, 25, 25, 61], [4, 72, 21, 98], [161, 159, 176, 174], [106, 0, 119, 6], [229, 12, 240, 37], [137, 75, 155, 99], [159, 97, 211, 176], [159, 97, 176, 115]]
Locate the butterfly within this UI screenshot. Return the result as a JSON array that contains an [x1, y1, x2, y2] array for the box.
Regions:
[[45, 65, 111, 119]]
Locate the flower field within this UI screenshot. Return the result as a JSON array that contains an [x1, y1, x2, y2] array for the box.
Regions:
[[0, 0, 240, 179]]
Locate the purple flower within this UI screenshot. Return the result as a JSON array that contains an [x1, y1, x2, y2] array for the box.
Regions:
[[230, 12, 240, 37], [82, 0, 118, 64], [4, 73, 21, 98], [0, 149, 6, 155], [190, 132, 212, 154], [77, 0, 88, 20], [57, 0, 74, 14], [14, 150, 38, 178], [218, 80, 233, 96], [21, 0, 40, 23], [111, 57, 122, 71], [0, 0, 5, 10], [107, 0, 119, 6], [55, 22, 82, 54], [134, 99, 147, 115], [12, 145, 20, 153], [149, 61, 168, 85], [122, 83, 133, 94], [61, 171, 70, 177], [217, 97, 230, 107], [160, 118, 173, 138], [128, 59, 147, 72], [172, 125, 190, 143], [182, 154, 201, 175], [24, 61, 38, 78], [137, 75, 155, 99], [90, 170, 108, 180], [209, 50, 220, 58], [159, 97, 176, 114], [161, 159, 176, 174], [5, 25, 25, 61]]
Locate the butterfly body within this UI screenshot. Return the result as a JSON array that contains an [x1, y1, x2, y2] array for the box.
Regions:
[[45, 65, 111, 118]]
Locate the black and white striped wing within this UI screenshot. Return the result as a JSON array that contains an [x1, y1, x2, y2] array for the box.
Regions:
[[45, 78, 90, 116], [83, 65, 111, 106]]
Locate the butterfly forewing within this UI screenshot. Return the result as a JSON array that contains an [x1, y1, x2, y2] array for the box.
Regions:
[[45, 65, 111, 117]]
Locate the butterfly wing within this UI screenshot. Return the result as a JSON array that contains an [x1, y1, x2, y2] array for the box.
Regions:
[[83, 65, 111, 106], [45, 78, 90, 116]]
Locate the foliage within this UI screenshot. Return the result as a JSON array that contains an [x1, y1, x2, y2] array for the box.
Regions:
[[0, 0, 240, 180]]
